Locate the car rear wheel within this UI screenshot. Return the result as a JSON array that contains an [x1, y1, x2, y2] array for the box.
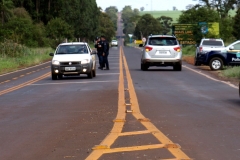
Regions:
[[52, 74, 57, 80], [209, 57, 223, 70], [173, 63, 182, 71], [141, 64, 148, 71]]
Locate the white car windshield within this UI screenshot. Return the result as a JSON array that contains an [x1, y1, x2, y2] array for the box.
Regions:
[[56, 45, 88, 54]]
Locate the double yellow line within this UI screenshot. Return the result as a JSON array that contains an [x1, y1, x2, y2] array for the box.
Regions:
[[0, 72, 50, 96], [86, 47, 191, 159]]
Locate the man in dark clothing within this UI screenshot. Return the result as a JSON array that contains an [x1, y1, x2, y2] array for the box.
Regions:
[[94, 37, 104, 69], [101, 36, 110, 70]]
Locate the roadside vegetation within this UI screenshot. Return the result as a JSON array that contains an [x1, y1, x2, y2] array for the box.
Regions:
[[0, 0, 116, 74], [120, 0, 240, 80]]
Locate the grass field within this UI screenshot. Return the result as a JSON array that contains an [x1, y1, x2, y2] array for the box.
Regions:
[[140, 11, 183, 23], [140, 10, 237, 23], [0, 48, 53, 75]]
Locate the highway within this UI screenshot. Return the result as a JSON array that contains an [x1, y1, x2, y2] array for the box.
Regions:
[[0, 14, 240, 160]]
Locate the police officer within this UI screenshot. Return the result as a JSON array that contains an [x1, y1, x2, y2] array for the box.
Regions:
[[101, 35, 110, 70], [94, 37, 104, 69]]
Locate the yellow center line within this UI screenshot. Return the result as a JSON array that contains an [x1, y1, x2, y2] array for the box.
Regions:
[[122, 48, 190, 159], [86, 46, 126, 160], [0, 72, 50, 96], [86, 46, 191, 160]]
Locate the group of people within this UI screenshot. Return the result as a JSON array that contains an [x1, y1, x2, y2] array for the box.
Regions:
[[95, 36, 110, 70]]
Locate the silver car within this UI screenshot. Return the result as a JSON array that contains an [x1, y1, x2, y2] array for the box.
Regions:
[[141, 35, 182, 71]]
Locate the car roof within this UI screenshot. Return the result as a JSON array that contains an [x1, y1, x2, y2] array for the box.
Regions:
[[59, 42, 88, 46], [202, 38, 223, 41], [148, 35, 175, 38]]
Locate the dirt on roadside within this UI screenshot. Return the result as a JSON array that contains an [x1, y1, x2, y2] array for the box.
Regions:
[[183, 56, 239, 87]]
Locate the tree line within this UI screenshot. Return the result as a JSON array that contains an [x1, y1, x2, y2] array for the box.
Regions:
[[0, 0, 116, 49], [119, 0, 240, 44]]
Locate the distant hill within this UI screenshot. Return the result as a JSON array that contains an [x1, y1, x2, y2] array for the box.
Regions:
[[140, 10, 237, 23]]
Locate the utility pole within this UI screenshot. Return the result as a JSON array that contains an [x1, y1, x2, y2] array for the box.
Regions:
[[151, 0, 152, 11]]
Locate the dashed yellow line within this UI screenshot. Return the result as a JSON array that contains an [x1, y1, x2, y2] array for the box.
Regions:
[[0, 72, 50, 96], [86, 46, 191, 160]]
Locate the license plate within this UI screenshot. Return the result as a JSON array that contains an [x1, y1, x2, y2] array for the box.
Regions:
[[65, 67, 76, 71], [155, 51, 169, 55]]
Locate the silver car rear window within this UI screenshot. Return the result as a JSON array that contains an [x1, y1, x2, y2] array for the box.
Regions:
[[202, 41, 223, 46], [148, 37, 178, 46], [56, 45, 88, 54]]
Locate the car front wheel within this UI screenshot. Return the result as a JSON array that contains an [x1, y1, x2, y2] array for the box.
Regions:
[[87, 70, 93, 79], [52, 74, 57, 80]]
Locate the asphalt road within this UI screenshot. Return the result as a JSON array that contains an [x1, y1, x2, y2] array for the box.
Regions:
[[0, 13, 240, 160]]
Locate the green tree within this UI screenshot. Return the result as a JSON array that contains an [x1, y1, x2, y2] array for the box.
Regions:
[[46, 18, 73, 47], [105, 6, 118, 30], [232, 7, 240, 39], [0, 0, 14, 25], [157, 16, 173, 34], [196, 0, 238, 19], [134, 14, 163, 39], [97, 12, 115, 41], [178, 5, 219, 23]]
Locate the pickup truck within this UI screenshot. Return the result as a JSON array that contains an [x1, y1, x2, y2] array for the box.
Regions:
[[195, 38, 225, 65], [195, 40, 240, 70]]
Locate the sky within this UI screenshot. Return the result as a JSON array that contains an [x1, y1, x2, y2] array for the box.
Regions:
[[96, 0, 199, 11]]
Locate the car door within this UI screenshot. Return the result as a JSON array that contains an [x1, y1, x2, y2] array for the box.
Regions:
[[226, 41, 240, 65]]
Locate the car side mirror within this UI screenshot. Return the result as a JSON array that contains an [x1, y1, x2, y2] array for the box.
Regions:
[[91, 50, 97, 55], [49, 53, 54, 56], [139, 44, 143, 47], [229, 46, 234, 50]]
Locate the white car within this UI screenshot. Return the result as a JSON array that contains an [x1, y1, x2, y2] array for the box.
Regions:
[[49, 42, 97, 80], [141, 35, 182, 71], [111, 40, 118, 46]]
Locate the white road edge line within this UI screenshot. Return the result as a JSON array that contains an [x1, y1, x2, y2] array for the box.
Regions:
[[183, 65, 238, 89], [29, 80, 118, 86], [0, 61, 50, 77]]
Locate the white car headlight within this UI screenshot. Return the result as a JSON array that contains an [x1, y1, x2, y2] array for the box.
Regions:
[[81, 59, 89, 64], [52, 60, 60, 65]]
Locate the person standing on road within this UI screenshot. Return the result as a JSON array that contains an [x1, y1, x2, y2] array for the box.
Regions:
[[94, 37, 104, 69], [101, 35, 110, 70]]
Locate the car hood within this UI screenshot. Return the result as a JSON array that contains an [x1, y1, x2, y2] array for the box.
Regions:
[[52, 54, 90, 62]]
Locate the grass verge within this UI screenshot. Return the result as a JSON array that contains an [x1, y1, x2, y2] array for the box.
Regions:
[[221, 66, 240, 79], [0, 47, 53, 75]]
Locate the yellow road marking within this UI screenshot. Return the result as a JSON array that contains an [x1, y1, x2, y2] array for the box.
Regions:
[[0, 72, 50, 96], [86, 46, 191, 160], [104, 144, 180, 154], [12, 77, 18, 80], [86, 46, 126, 160], [122, 48, 190, 159], [119, 130, 151, 136], [19, 75, 25, 77]]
